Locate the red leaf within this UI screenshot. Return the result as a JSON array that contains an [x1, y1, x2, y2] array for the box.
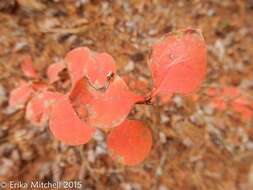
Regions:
[[87, 52, 116, 89], [49, 96, 96, 145], [107, 120, 152, 166], [65, 47, 116, 88], [70, 76, 144, 129], [65, 47, 89, 85], [88, 76, 143, 129], [21, 55, 38, 79], [9, 81, 33, 108], [68, 77, 93, 105], [47, 62, 66, 84], [150, 29, 206, 97], [26, 91, 63, 126]]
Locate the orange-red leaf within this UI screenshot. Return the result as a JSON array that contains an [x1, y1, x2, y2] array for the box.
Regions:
[[9, 81, 33, 108], [26, 91, 63, 126], [68, 77, 93, 105], [87, 76, 143, 129], [87, 52, 116, 88], [107, 120, 152, 166], [65, 47, 116, 88], [21, 55, 38, 79], [70, 76, 143, 129], [65, 47, 90, 86], [47, 62, 66, 84], [150, 29, 206, 97], [49, 96, 96, 145]]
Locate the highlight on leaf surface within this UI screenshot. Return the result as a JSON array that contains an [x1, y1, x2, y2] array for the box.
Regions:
[[150, 28, 207, 97], [21, 55, 38, 79], [49, 96, 96, 145], [9, 81, 33, 109], [26, 91, 63, 126], [65, 47, 116, 88], [69, 76, 144, 129], [47, 62, 66, 84], [107, 120, 152, 166]]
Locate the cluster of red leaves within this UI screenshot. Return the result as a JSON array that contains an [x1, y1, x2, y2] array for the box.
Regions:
[[207, 86, 253, 120], [9, 28, 206, 165]]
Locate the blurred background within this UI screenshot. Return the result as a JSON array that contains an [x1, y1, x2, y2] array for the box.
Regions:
[[0, 0, 253, 189]]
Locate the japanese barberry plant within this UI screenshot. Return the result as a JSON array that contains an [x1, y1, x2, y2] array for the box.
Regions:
[[9, 28, 207, 166]]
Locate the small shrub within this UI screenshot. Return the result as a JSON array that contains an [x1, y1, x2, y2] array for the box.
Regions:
[[9, 28, 207, 165]]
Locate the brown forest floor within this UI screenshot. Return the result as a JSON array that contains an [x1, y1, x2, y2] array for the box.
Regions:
[[0, 0, 253, 190]]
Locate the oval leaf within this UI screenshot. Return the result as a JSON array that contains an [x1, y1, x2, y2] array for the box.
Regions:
[[70, 76, 144, 129], [87, 52, 116, 89], [150, 29, 206, 97], [107, 120, 152, 166], [26, 91, 63, 126], [49, 96, 96, 145], [65, 47, 116, 88], [9, 81, 33, 109], [65, 47, 91, 86]]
